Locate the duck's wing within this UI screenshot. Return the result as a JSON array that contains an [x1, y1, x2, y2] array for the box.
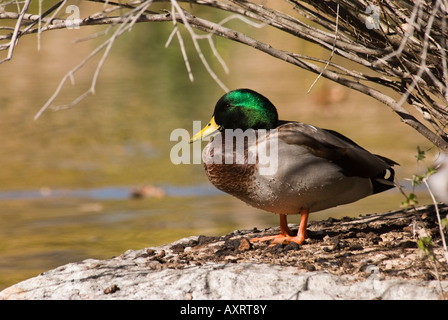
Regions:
[[277, 121, 398, 181]]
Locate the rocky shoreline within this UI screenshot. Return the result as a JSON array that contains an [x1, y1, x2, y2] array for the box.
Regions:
[[1, 204, 447, 300]]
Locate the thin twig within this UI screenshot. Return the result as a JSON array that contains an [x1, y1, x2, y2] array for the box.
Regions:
[[41, 0, 67, 32], [424, 179, 448, 266], [307, 0, 339, 93], [34, 0, 154, 119], [397, 0, 441, 108], [37, 0, 42, 51], [166, 5, 194, 82], [0, 0, 31, 64], [170, 0, 228, 92], [440, 0, 448, 101], [372, 0, 423, 68]]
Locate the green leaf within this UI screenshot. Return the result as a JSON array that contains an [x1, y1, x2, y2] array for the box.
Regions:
[[441, 215, 448, 231], [401, 193, 418, 208], [425, 167, 437, 179], [411, 174, 423, 187], [415, 146, 426, 162], [417, 236, 434, 260]]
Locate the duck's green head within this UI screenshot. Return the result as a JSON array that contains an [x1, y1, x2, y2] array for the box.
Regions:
[[191, 89, 279, 142]]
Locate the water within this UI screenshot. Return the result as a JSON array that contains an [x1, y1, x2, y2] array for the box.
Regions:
[[0, 184, 276, 289], [0, 184, 222, 201], [0, 2, 438, 289]]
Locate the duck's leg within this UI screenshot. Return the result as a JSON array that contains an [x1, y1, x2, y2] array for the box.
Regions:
[[250, 214, 292, 243], [282, 208, 309, 245], [250, 209, 309, 245]]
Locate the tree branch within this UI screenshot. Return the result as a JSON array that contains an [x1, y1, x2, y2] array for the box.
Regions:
[[1, 0, 447, 150]]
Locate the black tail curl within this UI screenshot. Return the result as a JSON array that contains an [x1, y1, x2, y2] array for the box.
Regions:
[[371, 167, 396, 194]]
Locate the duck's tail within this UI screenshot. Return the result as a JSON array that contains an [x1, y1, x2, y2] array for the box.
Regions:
[[371, 155, 398, 194]]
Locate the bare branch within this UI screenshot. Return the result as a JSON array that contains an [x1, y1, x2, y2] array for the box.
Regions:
[[165, 4, 194, 82], [34, 0, 155, 119], [169, 0, 228, 92], [0, 0, 447, 150], [0, 0, 31, 64]]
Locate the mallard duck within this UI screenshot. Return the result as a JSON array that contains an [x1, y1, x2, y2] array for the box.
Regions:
[[190, 88, 397, 245]]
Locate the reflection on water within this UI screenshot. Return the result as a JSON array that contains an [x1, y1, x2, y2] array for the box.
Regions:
[[0, 184, 222, 201], [0, 2, 438, 290]]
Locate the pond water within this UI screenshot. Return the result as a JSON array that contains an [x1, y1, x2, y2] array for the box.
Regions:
[[0, 2, 438, 289]]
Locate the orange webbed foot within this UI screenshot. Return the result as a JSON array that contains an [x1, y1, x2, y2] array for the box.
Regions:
[[250, 214, 292, 245], [251, 232, 306, 246], [251, 210, 309, 246], [272, 233, 306, 246], [250, 234, 290, 244]]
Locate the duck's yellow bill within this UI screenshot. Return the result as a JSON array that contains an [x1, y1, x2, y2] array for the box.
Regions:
[[190, 116, 221, 143]]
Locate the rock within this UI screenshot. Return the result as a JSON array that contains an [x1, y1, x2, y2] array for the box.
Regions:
[[0, 236, 446, 300], [237, 238, 252, 251], [0, 258, 446, 300], [130, 185, 165, 199]]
